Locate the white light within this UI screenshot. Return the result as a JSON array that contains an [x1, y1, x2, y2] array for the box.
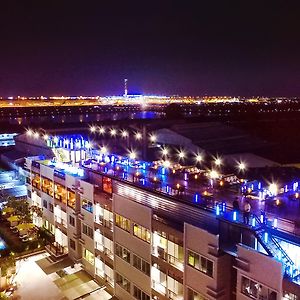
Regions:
[[238, 162, 246, 171], [196, 154, 202, 162], [215, 158, 222, 166], [178, 150, 185, 159], [86, 142, 92, 149], [100, 146, 108, 154], [99, 127, 105, 134], [33, 132, 39, 138], [269, 183, 278, 196], [150, 134, 157, 142], [121, 130, 128, 138], [163, 160, 171, 168], [135, 132, 142, 140], [90, 126, 96, 133], [110, 129, 117, 136], [129, 151, 136, 160], [161, 147, 168, 156], [43, 134, 49, 140], [53, 136, 59, 143], [27, 129, 33, 136], [210, 170, 219, 179]]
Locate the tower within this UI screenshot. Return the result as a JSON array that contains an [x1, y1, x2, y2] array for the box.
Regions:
[[124, 78, 128, 97]]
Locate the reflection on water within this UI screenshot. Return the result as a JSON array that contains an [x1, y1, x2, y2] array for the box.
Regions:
[[9, 111, 163, 125]]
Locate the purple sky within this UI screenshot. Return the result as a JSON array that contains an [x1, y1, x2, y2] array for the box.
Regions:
[[0, 1, 300, 97]]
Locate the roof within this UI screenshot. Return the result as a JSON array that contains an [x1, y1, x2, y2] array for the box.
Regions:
[[170, 122, 268, 154]]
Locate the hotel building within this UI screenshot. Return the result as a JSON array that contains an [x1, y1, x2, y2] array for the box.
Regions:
[[22, 134, 300, 300]]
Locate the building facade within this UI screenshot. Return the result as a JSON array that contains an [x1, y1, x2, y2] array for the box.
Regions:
[[24, 156, 300, 300]]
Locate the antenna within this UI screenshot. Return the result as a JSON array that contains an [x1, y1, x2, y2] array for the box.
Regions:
[[124, 79, 128, 97]]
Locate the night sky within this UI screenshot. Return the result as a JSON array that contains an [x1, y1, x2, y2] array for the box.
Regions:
[[1, 1, 300, 97]]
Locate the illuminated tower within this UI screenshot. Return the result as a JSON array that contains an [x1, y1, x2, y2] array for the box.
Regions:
[[124, 78, 128, 97]]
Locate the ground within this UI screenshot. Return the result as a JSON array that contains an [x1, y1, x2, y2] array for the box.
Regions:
[[12, 252, 112, 300]]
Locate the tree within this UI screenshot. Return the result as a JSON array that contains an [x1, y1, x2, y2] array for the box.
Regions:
[[6, 197, 31, 223]]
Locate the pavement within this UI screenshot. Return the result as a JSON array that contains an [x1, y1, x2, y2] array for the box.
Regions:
[[12, 252, 112, 300]]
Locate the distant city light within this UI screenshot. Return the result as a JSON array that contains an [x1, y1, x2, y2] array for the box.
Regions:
[[33, 132, 39, 139], [90, 126, 96, 133]]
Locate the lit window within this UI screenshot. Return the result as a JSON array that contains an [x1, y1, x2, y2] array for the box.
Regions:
[[115, 214, 130, 232], [83, 248, 94, 265], [133, 223, 151, 243]]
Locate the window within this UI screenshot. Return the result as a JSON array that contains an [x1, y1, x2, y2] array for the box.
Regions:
[[103, 177, 112, 194], [70, 239, 76, 250], [133, 254, 150, 276], [133, 223, 151, 243], [133, 285, 150, 300], [49, 203, 54, 213], [69, 215, 75, 227], [43, 199, 47, 209], [187, 250, 213, 278], [82, 198, 93, 213], [115, 214, 130, 232], [67, 190, 76, 209], [115, 243, 130, 263], [27, 190, 32, 199], [116, 272, 130, 293], [83, 248, 94, 265], [241, 276, 277, 300], [187, 288, 207, 300], [82, 224, 93, 239]]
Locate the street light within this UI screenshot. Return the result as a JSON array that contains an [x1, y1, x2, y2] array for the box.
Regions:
[[210, 169, 219, 179], [26, 129, 33, 136], [135, 132, 142, 140], [33, 132, 39, 139], [238, 161, 246, 172], [129, 150, 137, 160], [121, 130, 128, 138], [269, 183, 278, 196], [99, 126, 105, 134], [100, 146, 108, 154], [43, 134, 49, 140], [110, 128, 117, 137], [149, 134, 157, 143], [195, 154, 203, 163], [90, 126, 96, 133], [178, 150, 185, 160], [161, 147, 169, 157], [214, 157, 222, 166], [163, 160, 171, 168]]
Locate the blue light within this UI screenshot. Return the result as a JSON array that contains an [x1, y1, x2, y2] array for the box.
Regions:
[[233, 211, 237, 221], [184, 173, 188, 181], [258, 182, 261, 190], [273, 218, 278, 228], [194, 193, 199, 203], [252, 218, 256, 227], [142, 163, 146, 169], [264, 232, 268, 243], [216, 205, 220, 216], [142, 179, 145, 186], [166, 185, 169, 193], [260, 213, 264, 223], [222, 202, 226, 212]]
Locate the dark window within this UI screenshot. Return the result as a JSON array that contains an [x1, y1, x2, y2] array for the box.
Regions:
[[49, 203, 54, 213], [69, 215, 75, 227], [43, 200, 47, 209], [70, 239, 76, 250]]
